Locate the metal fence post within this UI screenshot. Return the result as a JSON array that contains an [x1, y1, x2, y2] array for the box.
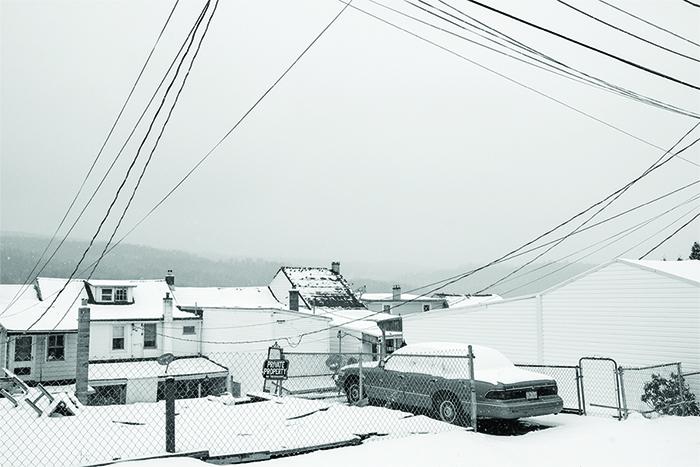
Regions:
[[618, 367, 629, 419], [467, 345, 477, 433], [676, 363, 685, 416], [165, 376, 175, 453], [359, 352, 364, 402]]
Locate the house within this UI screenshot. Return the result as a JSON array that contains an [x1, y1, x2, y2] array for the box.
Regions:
[[402, 258, 700, 408], [0, 274, 228, 405], [0, 278, 85, 383], [171, 283, 333, 395], [361, 285, 449, 315], [431, 292, 502, 308], [268, 262, 403, 356]]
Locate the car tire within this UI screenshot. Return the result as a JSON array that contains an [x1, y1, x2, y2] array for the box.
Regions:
[[345, 379, 364, 404], [435, 393, 464, 425]]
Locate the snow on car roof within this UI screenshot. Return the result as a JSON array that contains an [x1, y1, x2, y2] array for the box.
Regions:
[[389, 342, 552, 384]]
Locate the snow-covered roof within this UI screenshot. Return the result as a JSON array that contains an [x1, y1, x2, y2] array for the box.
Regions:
[[361, 292, 446, 303], [85, 279, 194, 321], [619, 259, 700, 285], [85, 279, 138, 288], [433, 293, 503, 307], [173, 286, 284, 310], [0, 278, 86, 332], [89, 356, 228, 383], [0, 278, 197, 332], [312, 307, 401, 338], [281, 267, 365, 309]]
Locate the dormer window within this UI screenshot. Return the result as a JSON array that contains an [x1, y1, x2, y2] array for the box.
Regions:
[[101, 288, 113, 302], [114, 288, 128, 302]]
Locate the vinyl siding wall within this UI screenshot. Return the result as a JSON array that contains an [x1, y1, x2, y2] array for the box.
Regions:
[[402, 296, 539, 363], [542, 262, 700, 371]]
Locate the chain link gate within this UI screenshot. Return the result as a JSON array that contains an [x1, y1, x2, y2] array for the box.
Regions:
[[579, 357, 622, 419]]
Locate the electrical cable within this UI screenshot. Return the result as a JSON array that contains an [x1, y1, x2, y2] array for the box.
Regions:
[[475, 125, 699, 293], [555, 0, 699, 63], [639, 212, 700, 258], [499, 193, 700, 295], [408, 0, 700, 117], [459, 0, 700, 90], [431, 0, 700, 117], [24, 1, 212, 332], [0, 0, 181, 316], [335, 0, 700, 168], [596, 0, 700, 49]]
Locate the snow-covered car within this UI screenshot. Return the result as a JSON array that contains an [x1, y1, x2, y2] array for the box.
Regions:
[[335, 342, 563, 424]]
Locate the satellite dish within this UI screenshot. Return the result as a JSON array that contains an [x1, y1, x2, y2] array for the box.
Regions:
[[157, 353, 175, 366]]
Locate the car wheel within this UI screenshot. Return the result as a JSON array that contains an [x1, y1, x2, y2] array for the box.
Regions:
[[435, 393, 463, 424], [345, 380, 363, 404]]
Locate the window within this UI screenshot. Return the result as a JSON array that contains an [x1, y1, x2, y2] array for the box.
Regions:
[[382, 305, 391, 312], [101, 288, 113, 302], [112, 326, 125, 350], [114, 288, 128, 302], [143, 323, 157, 349], [14, 336, 32, 362], [14, 367, 31, 376], [47, 335, 65, 361], [422, 304, 430, 312], [183, 326, 196, 335]]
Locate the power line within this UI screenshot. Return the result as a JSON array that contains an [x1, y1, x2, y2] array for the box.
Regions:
[[681, 0, 700, 8], [24, 1, 213, 333], [500, 193, 700, 295], [459, 0, 700, 90], [42, 0, 353, 332], [409, 0, 700, 117], [596, 0, 700, 49], [337, 0, 700, 168], [639, 212, 700, 259], [555, 0, 699, 63], [476, 126, 700, 293], [0, 0, 181, 316], [48, 1, 220, 333]]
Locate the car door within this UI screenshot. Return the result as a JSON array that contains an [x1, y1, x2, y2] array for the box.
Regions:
[[367, 357, 404, 406]]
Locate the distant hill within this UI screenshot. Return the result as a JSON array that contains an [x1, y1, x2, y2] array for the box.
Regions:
[[0, 233, 594, 297]]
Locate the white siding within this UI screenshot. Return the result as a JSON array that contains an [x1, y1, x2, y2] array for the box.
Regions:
[[200, 307, 332, 394], [402, 296, 539, 363], [89, 319, 202, 360], [542, 261, 700, 371], [268, 273, 296, 309]]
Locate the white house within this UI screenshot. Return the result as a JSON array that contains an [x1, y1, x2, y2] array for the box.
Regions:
[[361, 285, 448, 315], [269, 263, 403, 356], [402, 259, 700, 411]]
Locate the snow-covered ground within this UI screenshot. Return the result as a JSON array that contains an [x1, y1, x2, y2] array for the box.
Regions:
[[126, 414, 700, 467], [0, 393, 459, 466]]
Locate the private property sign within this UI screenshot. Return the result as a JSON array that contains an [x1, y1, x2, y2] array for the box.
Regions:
[[262, 343, 289, 380], [262, 359, 289, 380]]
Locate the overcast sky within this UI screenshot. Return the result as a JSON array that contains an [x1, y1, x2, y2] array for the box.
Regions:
[[1, 0, 699, 272]]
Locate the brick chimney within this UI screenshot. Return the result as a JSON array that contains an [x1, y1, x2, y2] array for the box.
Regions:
[[331, 261, 340, 275], [289, 289, 300, 311], [163, 292, 173, 354], [165, 269, 175, 288], [392, 284, 401, 301]]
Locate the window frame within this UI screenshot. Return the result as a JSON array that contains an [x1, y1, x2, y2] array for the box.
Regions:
[[101, 288, 113, 302], [112, 325, 125, 350], [182, 325, 196, 335], [143, 323, 157, 349], [114, 287, 128, 302], [46, 334, 65, 361], [14, 336, 33, 362]]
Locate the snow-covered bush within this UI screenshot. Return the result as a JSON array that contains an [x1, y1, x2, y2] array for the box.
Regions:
[[641, 373, 699, 416]]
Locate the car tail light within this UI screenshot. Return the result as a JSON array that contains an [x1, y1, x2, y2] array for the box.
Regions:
[[485, 390, 506, 400]]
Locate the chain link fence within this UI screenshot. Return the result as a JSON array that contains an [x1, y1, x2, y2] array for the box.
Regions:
[[1, 346, 570, 466], [515, 364, 583, 414], [618, 363, 700, 417]]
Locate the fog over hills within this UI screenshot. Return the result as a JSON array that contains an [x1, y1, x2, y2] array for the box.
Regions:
[[0, 232, 594, 298]]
